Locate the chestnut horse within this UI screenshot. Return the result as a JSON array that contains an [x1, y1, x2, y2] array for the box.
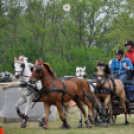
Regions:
[[95, 61, 129, 125], [29, 60, 97, 129]]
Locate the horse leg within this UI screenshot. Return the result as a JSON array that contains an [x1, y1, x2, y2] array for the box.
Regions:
[[77, 109, 83, 128], [60, 105, 68, 129], [76, 100, 91, 128], [56, 102, 70, 129], [20, 95, 33, 128], [42, 102, 50, 129], [120, 99, 129, 125], [112, 115, 117, 123], [81, 98, 94, 124], [94, 98, 103, 125], [15, 97, 26, 119], [38, 114, 45, 127], [102, 96, 110, 123], [107, 101, 113, 126], [38, 105, 53, 127]]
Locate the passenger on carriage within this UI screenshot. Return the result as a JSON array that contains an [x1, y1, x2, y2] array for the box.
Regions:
[[125, 40, 134, 79], [110, 49, 133, 82]]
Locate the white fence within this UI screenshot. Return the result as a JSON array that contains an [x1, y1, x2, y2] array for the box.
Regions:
[[0, 87, 57, 122]]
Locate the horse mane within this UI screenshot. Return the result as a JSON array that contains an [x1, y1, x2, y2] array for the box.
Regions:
[[97, 62, 111, 75], [43, 63, 56, 77]]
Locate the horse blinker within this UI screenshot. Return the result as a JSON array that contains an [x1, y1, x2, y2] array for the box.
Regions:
[[20, 63, 25, 69], [12, 63, 14, 68]]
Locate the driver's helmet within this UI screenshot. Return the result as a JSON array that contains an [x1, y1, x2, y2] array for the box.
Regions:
[[115, 49, 124, 55]]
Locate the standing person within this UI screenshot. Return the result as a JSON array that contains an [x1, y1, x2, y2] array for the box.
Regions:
[[125, 40, 134, 79], [110, 49, 133, 82], [125, 40, 134, 65]]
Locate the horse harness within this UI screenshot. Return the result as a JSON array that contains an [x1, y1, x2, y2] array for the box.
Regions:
[[95, 78, 116, 97], [28, 76, 88, 109], [38, 77, 88, 100], [27, 66, 90, 111], [95, 77, 129, 103]]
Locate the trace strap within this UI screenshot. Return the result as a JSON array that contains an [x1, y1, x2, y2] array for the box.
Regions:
[[95, 78, 129, 103]]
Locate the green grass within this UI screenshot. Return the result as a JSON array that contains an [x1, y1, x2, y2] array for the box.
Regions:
[[2, 112, 134, 134]]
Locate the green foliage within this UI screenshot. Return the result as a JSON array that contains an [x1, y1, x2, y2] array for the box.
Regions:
[[0, 0, 133, 76]]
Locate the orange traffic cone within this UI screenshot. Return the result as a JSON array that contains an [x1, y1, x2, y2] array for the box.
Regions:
[[70, 100, 76, 106], [0, 126, 5, 134]]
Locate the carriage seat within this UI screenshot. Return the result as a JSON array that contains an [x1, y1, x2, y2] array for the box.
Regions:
[[126, 71, 134, 81], [123, 80, 134, 102]]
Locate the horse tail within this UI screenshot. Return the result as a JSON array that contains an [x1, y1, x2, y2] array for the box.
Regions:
[[87, 86, 100, 110]]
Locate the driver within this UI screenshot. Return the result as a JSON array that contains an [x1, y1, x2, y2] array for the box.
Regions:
[[110, 49, 133, 82]]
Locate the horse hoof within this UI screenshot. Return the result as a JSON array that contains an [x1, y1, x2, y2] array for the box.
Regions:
[[95, 123, 100, 127], [60, 123, 70, 129], [98, 119, 103, 123], [42, 125, 48, 129], [20, 122, 26, 128], [86, 125, 91, 128], [77, 123, 82, 128], [88, 115, 95, 124], [42, 127, 47, 130], [125, 121, 129, 125], [65, 124, 70, 129], [38, 121, 44, 127], [90, 119, 95, 124], [106, 124, 110, 128], [60, 124, 64, 129]]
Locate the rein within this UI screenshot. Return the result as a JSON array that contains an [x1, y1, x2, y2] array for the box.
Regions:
[[21, 75, 31, 78], [95, 77, 129, 103]]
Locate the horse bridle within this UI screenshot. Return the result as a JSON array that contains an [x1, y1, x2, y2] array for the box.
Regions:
[[31, 67, 60, 90], [75, 69, 87, 78], [94, 66, 108, 83], [31, 67, 44, 81], [13, 63, 30, 77]]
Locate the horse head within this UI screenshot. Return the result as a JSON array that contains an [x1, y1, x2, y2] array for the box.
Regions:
[[13, 56, 33, 79], [75, 66, 87, 78], [95, 60, 111, 83], [29, 60, 56, 84]]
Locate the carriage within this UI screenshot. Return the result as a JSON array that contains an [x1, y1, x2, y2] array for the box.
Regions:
[[112, 79, 134, 116], [62, 72, 134, 126], [87, 62, 134, 126], [2, 57, 134, 129]]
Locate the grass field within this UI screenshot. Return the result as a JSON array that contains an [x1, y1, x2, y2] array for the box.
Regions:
[[2, 112, 134, 134]]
